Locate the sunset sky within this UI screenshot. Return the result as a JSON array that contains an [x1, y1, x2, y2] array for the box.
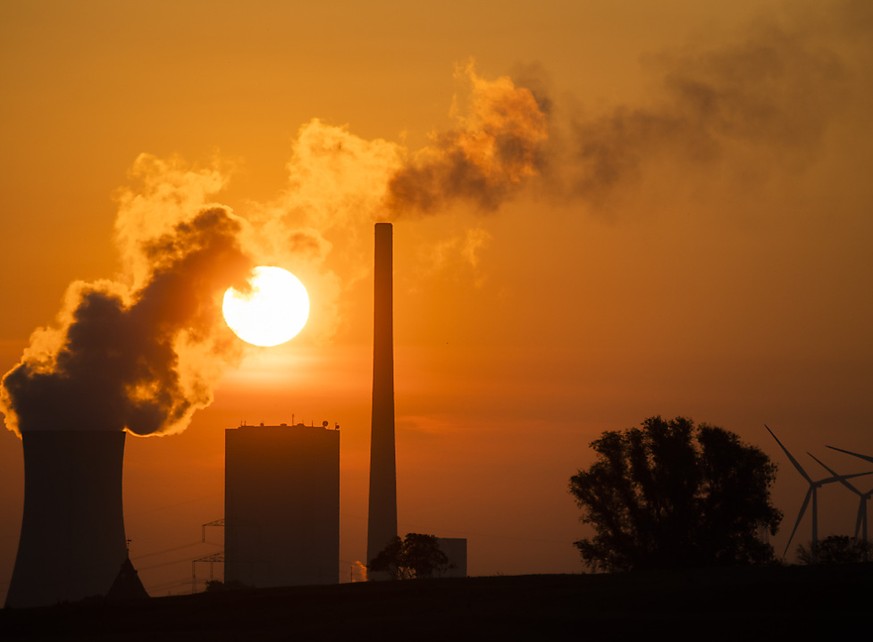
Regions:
[[1, 0, 872, 598]]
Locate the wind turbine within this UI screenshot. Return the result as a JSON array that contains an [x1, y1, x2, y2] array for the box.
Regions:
[[765, 425, 873, 560], [808, 452, 872, 544]]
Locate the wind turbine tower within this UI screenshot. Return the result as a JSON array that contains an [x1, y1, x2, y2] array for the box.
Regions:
[[808, 453, 871, 545], [818, 448, 873, 545], [765, 425, 871, 561]]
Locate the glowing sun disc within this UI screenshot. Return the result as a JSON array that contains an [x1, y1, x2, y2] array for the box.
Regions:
[[222, 266, 310, 347]]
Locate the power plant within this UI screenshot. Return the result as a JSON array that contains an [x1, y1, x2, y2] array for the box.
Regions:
[[224, 422, 340, 587], [5, 431, 135, 608], [367, 222, 398, 567], [4, 221, 458, 604]]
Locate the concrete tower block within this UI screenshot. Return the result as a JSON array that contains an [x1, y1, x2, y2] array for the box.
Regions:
[[224, 423, 340, 588]]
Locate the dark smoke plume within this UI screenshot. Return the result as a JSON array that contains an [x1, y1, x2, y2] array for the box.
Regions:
[[1, 207, 252, 435], [556, 7, 859, 206], [385, 62, 550, 215], [381, 4, 865, 216]]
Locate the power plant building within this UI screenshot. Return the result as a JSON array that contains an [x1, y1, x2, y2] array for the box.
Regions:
[[224, 423, 340, 587], [436, 538, 468, 578]]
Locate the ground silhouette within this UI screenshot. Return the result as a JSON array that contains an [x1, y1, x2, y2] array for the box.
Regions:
[[1, 564, 870, 641]]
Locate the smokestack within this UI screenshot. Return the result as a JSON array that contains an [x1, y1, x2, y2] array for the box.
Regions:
[[367, 222, 398, 567], [5, 431, 131, 608]]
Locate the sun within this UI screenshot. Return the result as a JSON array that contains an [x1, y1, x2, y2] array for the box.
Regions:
[[222, 266, 310, 347]]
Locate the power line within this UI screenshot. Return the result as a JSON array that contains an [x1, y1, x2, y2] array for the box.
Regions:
[[132, 540, 218, 562], [139, 554, 212, 572]]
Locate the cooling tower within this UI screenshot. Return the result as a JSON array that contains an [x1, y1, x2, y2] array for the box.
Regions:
[[5, 431, 130, 608], [367, 222, 398, 567]]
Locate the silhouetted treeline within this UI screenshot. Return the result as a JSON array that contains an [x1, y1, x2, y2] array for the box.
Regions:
[[569, 416, 782, 571]]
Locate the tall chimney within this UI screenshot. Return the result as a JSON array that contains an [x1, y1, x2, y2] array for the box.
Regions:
[[5, 431, 131, 608], [367, 222, 398, 568]]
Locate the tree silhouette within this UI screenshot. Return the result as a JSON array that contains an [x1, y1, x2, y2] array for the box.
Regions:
[[569, 416, 782, 572], [368, 533, 449, 579], [797, 535, 872, 565]]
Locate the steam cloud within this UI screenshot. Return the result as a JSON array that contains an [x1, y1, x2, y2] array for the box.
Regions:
[[1, 0, 867, 437], [1, 207, 252, 435], [560, 16, 853, 205], [386, 61, 549, 214]]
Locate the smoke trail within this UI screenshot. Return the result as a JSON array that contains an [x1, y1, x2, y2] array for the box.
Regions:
[[555, 5, 863, 207], [267, 2, 865, 241], [227, 62, 550, 339], [1, 203, 252, 436], [250, 2, 870, 330], [386, 61, 550, 215], [233, 62, 551, 315], [253, 62, 549, 231]]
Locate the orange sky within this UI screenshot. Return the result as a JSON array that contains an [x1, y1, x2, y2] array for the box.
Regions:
[[1, 0, 872, 597]]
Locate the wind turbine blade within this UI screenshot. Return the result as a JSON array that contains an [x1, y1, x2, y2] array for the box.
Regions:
[[826, 445, 873, 465], [855, 501, 864, 540], [765, 425, 812, 483], [824, 471, 873, 484], [783, 487, 812, 558], [807, 452, 862, 494]]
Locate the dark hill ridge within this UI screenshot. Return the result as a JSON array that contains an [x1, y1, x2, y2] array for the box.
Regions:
[[2, 565, 870, 641]]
